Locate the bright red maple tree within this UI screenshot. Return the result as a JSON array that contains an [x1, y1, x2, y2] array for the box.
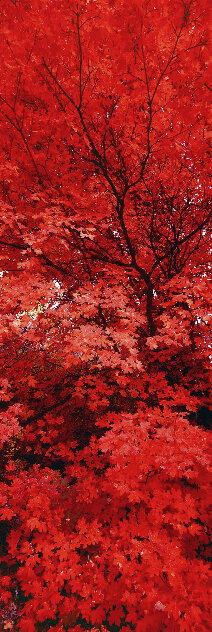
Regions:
[[0, 0, 211, 630]]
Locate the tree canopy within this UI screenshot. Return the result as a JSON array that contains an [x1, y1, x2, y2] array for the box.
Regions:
[[0, 1, 211, 631]]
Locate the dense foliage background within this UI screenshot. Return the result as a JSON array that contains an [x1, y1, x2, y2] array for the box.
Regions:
[[0, 0, 211, 630]]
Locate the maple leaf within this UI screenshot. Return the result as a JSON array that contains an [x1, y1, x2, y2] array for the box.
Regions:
[[108, 606, 124, 626], [0, 506, 13, 520], [18, 618, 35, 632], [26, 517, 47, 532], [146, 337, 158, 350]]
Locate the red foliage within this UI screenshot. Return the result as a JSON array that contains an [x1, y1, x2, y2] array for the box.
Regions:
[[0, 0, 211, 630]]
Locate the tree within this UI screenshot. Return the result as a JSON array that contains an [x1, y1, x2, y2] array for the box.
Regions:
[[0, 0, 211, 630]]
